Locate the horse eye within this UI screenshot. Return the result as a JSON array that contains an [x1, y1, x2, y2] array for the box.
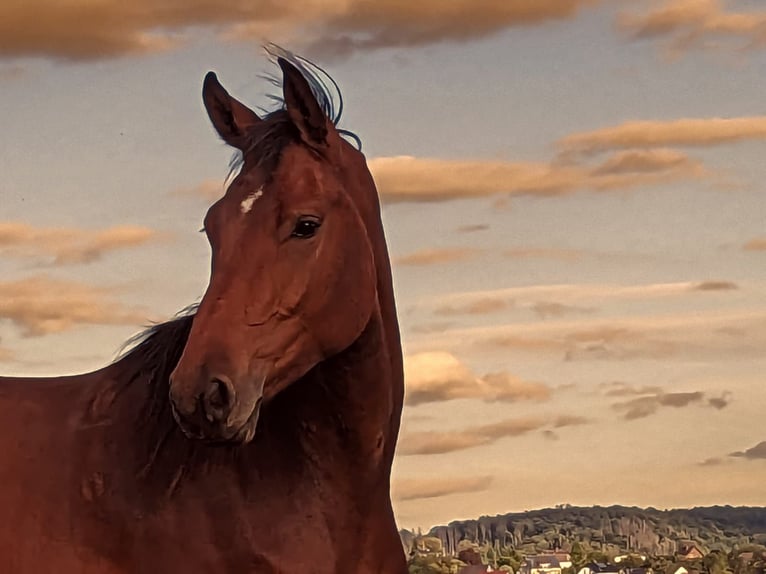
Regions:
[[291, 218, 321, 239]]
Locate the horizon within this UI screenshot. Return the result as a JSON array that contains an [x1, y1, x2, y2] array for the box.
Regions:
[[1, 0, 765, 530], [401, 502, 766, 533]]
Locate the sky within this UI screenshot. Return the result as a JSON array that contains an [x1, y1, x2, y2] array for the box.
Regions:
[[1, 0, 765, 532]]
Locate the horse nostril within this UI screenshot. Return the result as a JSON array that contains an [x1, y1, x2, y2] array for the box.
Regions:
[[201, 376, 236, 424]]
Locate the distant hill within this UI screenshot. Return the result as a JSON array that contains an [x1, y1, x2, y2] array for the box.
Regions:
[[401, 505, 766, 557]]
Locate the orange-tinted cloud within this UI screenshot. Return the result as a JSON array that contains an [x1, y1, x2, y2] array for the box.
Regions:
[[743, 238, 766, 251], [611, 389, 731, 420], [410, 321, 456, 334], [394, 248, 483, 267], [412, 298, 766, 364], [531, 301, 595, 320], [435, 297, 511, 316], [599, 381, 664, 397], [399, 414, 589, 455], [0, 343, 14, 363], [691, 281, 738, 291], [415, 280, 748, 357], [404, 351, 551, 407], [0, 1, 286, 60], [0, 222, 161, 265], [0, 0, 601, 61], [298, 0, 602, 57], [613, 391, 703, 419], [427, 282, 740, 314], [590, 148, 696, 174], [708, 392, 732, 409], [698, 456, 726, 466], [619, 0, 766, 56], [0, 275, 151, 337], [558, 117, 766, 157], [456, 224, 490, 234], [393, 475, 493, 501], [730, 441, 766, 460], [370, 150, 705, 204], [561, 326, 681, 361], [503, 248, 585, 261]]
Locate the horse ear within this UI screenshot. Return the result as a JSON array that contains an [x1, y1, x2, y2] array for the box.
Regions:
[[278, 57, 332, 150], [202, 71, 261, 151]]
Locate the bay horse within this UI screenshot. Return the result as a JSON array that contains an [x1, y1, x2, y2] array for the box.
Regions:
[[0, 51, 407, 573]]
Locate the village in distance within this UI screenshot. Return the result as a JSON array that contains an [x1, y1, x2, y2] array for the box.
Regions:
[[400, 505, 766, 574]]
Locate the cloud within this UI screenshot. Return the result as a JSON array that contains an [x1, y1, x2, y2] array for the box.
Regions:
[[691, 281, 738, 291], [410, 321, 456, 334], [554, 414, 591, 427], [404, 351, 551, 407], [730, 441, 766, 460], [589, 148, 697, 175], [0, 222, 161, 265], [435, 297, 512, 316], [531, 301, 595, 320], [370, 151, 705, 204], [707, 392, 732, 409], [456, 224, 490, 234], [297, 0, 603, 57], [398, 414, 589, 455], [611, 390, 732, 420], [411, 298, 766, 365], [559, 325, 680, 362], [0, 343, 14, 363], [413, 280, 750, 359], [0, 1, 283, 61], [503, 248, 585, 261], [743, 238, 766, 251], [425, 281, 742, 313], [0, 0, 601, 61], [599, 381, 664, 397], [618, 0, 766, 56], [0, 275, 152, 337], [393, 475, 493, 501], [394, 248, 482, 267], [557, 117, 766, 158], [481, 372, 554, 402]]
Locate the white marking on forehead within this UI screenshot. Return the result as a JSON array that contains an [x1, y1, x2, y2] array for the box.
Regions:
[[240, 186, 264, 214]]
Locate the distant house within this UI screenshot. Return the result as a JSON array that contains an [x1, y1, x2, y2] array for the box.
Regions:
[[520, 555, 563, 574], [667, 565, 688, 574], [615, 555, 648, 565], [553, 553, 573, 569], [677, 544, 704, 561], [577, 562, 626, 574], [737, 552, 755, 565]]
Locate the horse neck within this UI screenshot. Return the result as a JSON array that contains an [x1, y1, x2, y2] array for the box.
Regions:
[[370, 224, 405, 463], [340, 151, 402, 362], [339, 154, 404, 463]]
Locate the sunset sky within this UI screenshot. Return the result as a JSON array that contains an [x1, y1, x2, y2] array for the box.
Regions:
[[1, 0, 765, 531]]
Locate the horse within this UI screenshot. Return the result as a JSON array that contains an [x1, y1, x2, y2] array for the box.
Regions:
[[0, 50, 407, 573]]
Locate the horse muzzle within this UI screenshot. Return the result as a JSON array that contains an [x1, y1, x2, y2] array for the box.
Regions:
[[168, 372, 265, 444]]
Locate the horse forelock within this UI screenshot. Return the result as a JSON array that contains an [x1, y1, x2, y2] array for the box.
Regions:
[[226, 45, 361, 186]]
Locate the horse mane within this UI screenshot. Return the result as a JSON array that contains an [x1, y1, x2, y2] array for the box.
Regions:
[[111, 307, 197, 427]]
